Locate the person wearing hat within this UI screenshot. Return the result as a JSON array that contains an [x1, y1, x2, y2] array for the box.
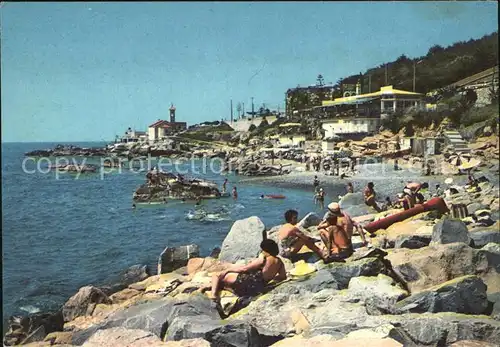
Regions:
[[319, 202, 368, 249]]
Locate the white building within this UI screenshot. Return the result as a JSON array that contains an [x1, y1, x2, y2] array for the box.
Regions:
[[321, 117, 380, 139], [118, 128, 148, 143]]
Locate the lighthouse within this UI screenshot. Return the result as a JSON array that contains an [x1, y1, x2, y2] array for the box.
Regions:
[[169, 103, 176, 123]]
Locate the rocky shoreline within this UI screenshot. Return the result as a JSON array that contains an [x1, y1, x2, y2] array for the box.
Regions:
[[4, 174, 500, 347]]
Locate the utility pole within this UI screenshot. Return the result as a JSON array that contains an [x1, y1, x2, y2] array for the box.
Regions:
[[242, 102, 245, 119], [230, 99, 233, 123], [385, 64, 388, 86], [251, 97, 255, 119], [368, 74, 372, 93], [413, 60, 423, 92]]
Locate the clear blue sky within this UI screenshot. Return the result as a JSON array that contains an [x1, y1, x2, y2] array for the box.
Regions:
[[1, 1, 498, 142]]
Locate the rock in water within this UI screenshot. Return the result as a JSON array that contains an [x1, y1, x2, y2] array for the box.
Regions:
[[3, 311, 64, 346], [158, 244, 200, 274], [101, 264, 150, 295], [395, 275, 489, 314], [62, 286, 111, 322], [219, 217, 266, 263], [432, 218, 472, 245]]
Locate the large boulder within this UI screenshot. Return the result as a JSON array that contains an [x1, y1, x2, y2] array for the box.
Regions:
[[71, 295, 219, 345], [469, 229, 500, 248], [431, 218, 472, 245], [395, 275, 489, 314], [317, 257, 387, 289], [381, 313, 500, 346], [348, 274, 408, 303], [82, 327, 164, 347], [158, 244, 200, 274], [62, 286, 112, 322], [165, 316, 261, 346], [297, 213, 322, 229], [3, 311, 64, 346], [394, 235, 431, 249], [339, 193, 373, 217], [219, 217, 266, 263], [385, 243, 500, 294], [101, 264, 150, 295]]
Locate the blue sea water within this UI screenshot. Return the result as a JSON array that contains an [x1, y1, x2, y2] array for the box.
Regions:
[[1, 142, 337, 327]]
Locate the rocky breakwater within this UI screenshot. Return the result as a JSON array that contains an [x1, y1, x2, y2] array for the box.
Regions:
[[133, 171, 221, 203], [6, 205, 500, 347], [25, 145, 108, 158], [223, 155, 292, 177]]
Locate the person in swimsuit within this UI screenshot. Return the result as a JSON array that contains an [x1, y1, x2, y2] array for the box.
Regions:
[[318, 214, 353, 261], [346, 182, 354, 194], [222, 178, 228, 193], [319, 203, 368, 245], [278, 209, 328, 261], [232, 187, 238, 199], [364, 182, 381, 212], [313, 176, 320, 190], [210, 239, 286, 301], [315, 188, 326, 209], [403, 181, 428, 206]]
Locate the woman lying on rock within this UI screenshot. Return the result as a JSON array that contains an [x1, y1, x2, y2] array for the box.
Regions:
[[210, 239, 287, 302]]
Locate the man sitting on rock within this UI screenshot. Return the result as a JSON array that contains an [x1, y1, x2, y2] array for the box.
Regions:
[[319, 203, 368, 248], [278, 209, 328, 261], [210, 239, 286, 302], [318, 211, 354, 262]]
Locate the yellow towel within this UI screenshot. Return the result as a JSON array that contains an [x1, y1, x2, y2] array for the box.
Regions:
[[289, 260, 317, 277]]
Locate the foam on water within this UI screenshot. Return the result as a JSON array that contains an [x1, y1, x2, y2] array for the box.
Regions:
[[19, 305, 41, 314]]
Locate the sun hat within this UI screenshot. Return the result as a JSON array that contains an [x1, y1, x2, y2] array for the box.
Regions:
[[327, 202, 342, 215]]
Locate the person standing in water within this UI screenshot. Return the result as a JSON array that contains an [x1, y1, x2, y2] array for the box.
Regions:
[[222, 178, 228, 194], [346, 182, 354, 194], [232, 187, 238, 199], [364, 182, 382, 212], [315, 188, 326, 209]]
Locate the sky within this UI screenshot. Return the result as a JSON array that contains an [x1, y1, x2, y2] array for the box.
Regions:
[[1, 1, 498, 142]]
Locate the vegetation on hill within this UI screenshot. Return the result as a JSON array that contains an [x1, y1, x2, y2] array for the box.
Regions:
[[287, 31, 498, 113]]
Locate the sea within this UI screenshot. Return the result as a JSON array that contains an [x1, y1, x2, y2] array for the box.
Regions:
[[3, 142, 490, 331], [1, 142, 341, 329]]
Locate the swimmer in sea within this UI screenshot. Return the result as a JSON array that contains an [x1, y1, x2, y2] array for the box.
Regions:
[[132, 203, 136, 209]]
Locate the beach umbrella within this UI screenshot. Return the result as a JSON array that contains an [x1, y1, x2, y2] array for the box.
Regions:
[[448, 153, 472, 167], [458, 157, 481, 171]]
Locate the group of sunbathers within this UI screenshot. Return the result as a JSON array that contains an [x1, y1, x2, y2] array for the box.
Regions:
[[210, 203, 369, 304]]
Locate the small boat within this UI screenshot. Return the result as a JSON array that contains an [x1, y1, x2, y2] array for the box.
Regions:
[[261, 194, 286, 199]]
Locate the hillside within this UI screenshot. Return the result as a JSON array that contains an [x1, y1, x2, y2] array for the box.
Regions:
[[341, 31, 498, 94], [286, 31, 498, 113]]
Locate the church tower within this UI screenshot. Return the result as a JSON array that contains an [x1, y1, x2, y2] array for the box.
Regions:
[[169, 103, 176, 123]]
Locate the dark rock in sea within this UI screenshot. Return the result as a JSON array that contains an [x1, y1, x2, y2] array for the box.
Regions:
[[3, 310, 63, 346], [101, 264, 150, 295], [71, 295, 219, 345], [432, 217, 472, 245], [165, 315, 261, 346], [62, 286, 111, 322], [133, 172, 221, 202], [219, 216, 266, 263], [209, 246, 221, 258], [395, 235, 431, 249], [158, 244, 200, 274], [395, 275, 489, 315]]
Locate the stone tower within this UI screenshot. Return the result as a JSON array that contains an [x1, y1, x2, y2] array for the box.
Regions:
[[169, 103, 176, 123]]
